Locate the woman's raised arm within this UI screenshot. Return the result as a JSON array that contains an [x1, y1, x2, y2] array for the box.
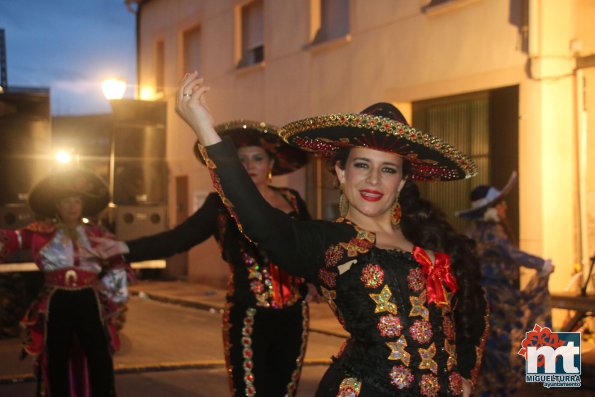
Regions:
[[176, 71, 221, 147], [173, 73, 349, 281]]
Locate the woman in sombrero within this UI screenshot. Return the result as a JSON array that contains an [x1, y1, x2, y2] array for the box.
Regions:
[[456, 174, 553, 397], [0, 168, 131, 397], [176, 72, 488, 396], [93, 120, 313, 397]]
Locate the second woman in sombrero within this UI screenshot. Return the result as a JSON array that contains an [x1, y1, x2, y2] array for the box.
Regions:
[[93, 119, 313, 397], [176, 71, 488, 396]]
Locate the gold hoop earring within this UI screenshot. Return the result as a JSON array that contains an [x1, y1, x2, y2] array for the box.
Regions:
[[267, 170, 273, 183], [339, 184, 349, 218], [391, 201, 401, 227]]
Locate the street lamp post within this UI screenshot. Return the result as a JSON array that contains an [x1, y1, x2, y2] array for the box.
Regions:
[[102, 78, 127, 205]]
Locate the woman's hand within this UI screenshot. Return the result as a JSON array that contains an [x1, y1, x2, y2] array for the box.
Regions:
[[461, 377, 473, 397], [305, 283, 322, 303], [176, 71, 221, 146], [539, 258, 554, 277]]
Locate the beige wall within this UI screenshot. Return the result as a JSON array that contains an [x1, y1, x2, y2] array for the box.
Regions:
[[576, 0, 595, 295], [521, 1, 576, 299], [135, 0, 595, 314], [585, 67, 595, 290]]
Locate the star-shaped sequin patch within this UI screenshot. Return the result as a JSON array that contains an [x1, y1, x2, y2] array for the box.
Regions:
[[386, 335, 410, 365], [445, 339, 457, 371], [409, 291, 429, 320], [338, 228, 375, 257], [418, 343, 437, 374], [369, 285, 398, 314], [320, 286, 337, 312]]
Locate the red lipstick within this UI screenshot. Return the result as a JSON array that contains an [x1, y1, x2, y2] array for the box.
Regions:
[[359, 189, 383, 202]]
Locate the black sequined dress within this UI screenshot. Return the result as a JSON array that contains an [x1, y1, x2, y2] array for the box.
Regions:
[[126, 188, 311, 397], [201, 138, 489, 397]]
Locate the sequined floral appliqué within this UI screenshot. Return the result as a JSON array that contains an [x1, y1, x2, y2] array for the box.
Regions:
[[337, 377, 362, 397], [410, 319, 433, 345], [407, 267, 425, 293], [420, 373, 440, 397], [360, 264, 384, 288], [389, 365, 414, 390], [377, 314, 403, 338]]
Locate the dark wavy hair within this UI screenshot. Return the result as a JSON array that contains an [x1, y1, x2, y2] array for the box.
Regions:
[[332, 148, 484, 342]]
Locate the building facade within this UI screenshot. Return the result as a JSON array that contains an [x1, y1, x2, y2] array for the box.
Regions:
[[128, 0, 595, 326]]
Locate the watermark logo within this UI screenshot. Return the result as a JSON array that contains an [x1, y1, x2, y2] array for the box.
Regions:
[[518, 324, 581, 388]]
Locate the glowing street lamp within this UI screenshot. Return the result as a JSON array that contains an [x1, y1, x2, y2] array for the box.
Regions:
[[139, 85, 157, 101], [102, 78, 127, 100], [55, 150, 72, 164]]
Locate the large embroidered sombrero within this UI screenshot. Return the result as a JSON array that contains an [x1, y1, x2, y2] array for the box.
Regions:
[[28, 168, 110, 218], [194, 120, 308, 176], [278, 103, 477, 181], [455, 171, 517, 220]]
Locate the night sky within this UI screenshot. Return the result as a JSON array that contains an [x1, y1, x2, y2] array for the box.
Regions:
[[0, 0, 136, 115]]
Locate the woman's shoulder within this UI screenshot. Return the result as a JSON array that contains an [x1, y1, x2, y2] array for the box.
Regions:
[[310, 217, 361, 245], [280, 215, 356, 241]]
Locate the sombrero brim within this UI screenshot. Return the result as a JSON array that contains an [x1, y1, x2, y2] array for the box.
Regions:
[[278, 113, 477, 181], [28, 168, 110, 218], [195, 120, 308, 176], [455, 171, 518, 220]]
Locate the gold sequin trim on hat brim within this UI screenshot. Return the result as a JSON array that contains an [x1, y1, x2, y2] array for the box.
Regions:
[[278, 112, 477, 181]]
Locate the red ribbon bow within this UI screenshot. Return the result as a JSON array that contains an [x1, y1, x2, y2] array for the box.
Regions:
[[412, 247, 458, 307]]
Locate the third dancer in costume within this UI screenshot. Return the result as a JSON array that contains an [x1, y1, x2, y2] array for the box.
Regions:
[[94, 120, 312, 397], [456, 173, 553, 397]]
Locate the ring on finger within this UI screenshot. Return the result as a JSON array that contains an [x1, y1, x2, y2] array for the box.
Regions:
[[182, 92, 192, 97]]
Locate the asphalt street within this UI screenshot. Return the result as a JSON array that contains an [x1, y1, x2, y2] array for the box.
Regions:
[[0, 296, 344, 396], [0, 283, 593, 396]]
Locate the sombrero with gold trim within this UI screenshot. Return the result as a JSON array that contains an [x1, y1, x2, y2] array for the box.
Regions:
[[28, 168, 110, 218], [194, 120, 308, 176], [278, 103, 477, 181]]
